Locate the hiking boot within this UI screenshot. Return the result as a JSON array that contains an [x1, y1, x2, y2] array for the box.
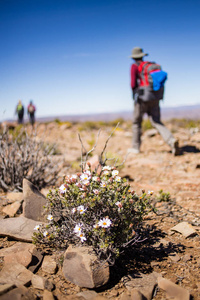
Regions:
[[171, 139, 180, 156], [128, 148, 140, 154]]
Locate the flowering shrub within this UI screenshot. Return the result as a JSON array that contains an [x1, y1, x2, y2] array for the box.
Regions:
[[33, 164, 154, 264]]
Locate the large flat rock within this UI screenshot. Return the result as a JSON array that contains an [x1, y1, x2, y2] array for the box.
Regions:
[[0, 216, 45, 242]]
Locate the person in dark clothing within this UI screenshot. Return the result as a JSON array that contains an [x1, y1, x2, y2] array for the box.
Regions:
[[15, 100, 24, 124], [27, 100, 36, 126], [129, 47, 179, 155]]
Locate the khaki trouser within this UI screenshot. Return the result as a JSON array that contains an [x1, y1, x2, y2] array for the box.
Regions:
[[132, 99, 175, 150]]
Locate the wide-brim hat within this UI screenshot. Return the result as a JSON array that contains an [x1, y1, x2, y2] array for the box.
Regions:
[[130, 47, 148, 59]]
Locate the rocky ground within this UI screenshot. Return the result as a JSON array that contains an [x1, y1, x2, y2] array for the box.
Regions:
[[0, 120, 200, 299]]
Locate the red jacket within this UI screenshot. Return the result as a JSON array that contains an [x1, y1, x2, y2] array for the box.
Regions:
[[130, 63, 139, 90]]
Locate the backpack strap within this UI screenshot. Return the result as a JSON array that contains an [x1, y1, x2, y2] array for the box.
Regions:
[[138, 61, 152, 86]]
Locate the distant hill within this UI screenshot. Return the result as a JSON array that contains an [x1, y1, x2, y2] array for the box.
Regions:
[[4, 104, 200, 124], [35, 104, 200, 123]]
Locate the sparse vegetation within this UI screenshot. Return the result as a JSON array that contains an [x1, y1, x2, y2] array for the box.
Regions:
[[0, 127, 62, 191], [170, 118, 200, 129], [156, 189, 171, 202], [33, 127, 154, 264]]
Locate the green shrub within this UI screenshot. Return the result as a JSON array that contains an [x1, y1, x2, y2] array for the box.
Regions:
[[156, 189, 171, 202], [33, 165, 154, 264]]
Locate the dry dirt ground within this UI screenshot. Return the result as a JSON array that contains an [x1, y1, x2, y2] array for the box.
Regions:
[[0, 120, 200, 299]]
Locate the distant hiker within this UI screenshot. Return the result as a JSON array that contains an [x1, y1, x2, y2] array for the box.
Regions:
[[129, 47, 179, 155], [15, 100, 24, 124], [27, 100, 36, 126]]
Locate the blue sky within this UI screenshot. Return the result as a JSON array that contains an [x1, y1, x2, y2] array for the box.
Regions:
[[1, 0, 200, 121]]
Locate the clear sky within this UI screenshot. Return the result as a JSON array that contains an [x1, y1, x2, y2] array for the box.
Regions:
[[1, 0, 200, 121]]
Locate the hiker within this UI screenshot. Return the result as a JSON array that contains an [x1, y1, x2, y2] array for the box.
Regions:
[[15, 100, 24, 124], [27, 100, 36, 126], [129, 47, 179, 155]]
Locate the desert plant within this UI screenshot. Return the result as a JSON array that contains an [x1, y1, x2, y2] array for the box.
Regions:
[[33, 127, 154, 264], [0, 127, 62, 191], [156, 189, 171, 202]]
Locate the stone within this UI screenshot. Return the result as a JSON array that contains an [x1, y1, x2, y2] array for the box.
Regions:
[[77, 290, 100, 299], [0, 284, 16, 296], [43, 289, 55, 300], [171, 222, 197, 238], [118, 292, 131, 300], [23, 178, 47, 222], [124, 272, 161, 300], [158, 277, 190, 300], [169, 253, 181, 262], [2, 201, 22, 217], [31, 274, 54, 291], [0, 285, 35, 300], [0, 262, 33, 286], [0, 242, 43, 272], [62, 245, 110, 288], [6, 192, 24, 203], [130, 289, 144, 300], [42, 255, 57, 274], [0, 216, 45, 242]]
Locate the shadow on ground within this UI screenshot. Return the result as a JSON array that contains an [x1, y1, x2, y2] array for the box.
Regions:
[[97, 225, 185, 291]]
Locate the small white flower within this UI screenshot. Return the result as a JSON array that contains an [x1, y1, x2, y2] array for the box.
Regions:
[[93, 224, 99, 229], [103, 170, 109, 175], [47, 214, 53, 221], [72, 208, 77, 214], [43, 230, 48, 237], [80, 173, 91, 182], [100, 182, 107, 188], [148, 190, 154, 195], [115, 176, 121, 182], [92, 176, 98, 182], [77, 205, 87, 214], [102, 166, 111, 171], [59, 184, 67, 194], [98, 218, 112, 228], [34, 225, 40, 231], [77, 232, 86, 242], [112, 170, 119, 177], [74, 223, 82, 233], [82, 179, 90, 186], [93, 189, 99, 195]]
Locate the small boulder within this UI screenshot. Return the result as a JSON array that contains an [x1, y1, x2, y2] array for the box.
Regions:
[[23, 178, 47, 222], [158, 277, 190, 300], [124, 272, 161, 300], [31, 274, 54, 291], [6, 192, 24, 203], [2, 201, 22, 217], [42, 255, 57, 274], [62, 245, 109, 289], [171, 222, 197, 238]]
